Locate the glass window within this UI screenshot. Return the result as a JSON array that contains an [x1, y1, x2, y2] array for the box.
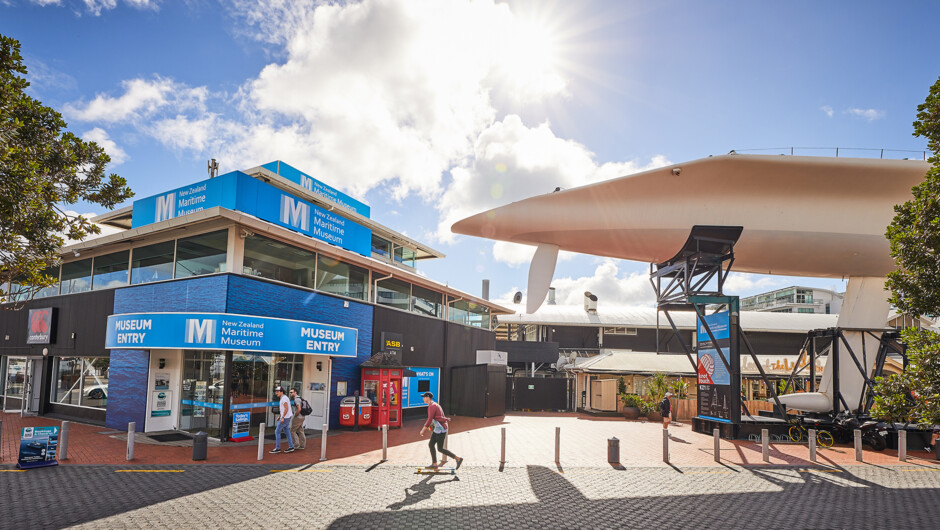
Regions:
[[411, 284, 442, 317], [449, 299, 491, 329], [131, 241, 175, 284], [92, 250, 129, 290], [243, 234, 317, 289], [5, 357, 26, 398], [315, 256, 367, 300], [371, 235, 390, 257], [50, 357, 108, 408], [82, 358, 109, 408], [180, 350, 226, 437], [60, 258, 93, 294], [175, 230, 227, 278], [394, 246, 417, 268], [376, 277, 410, 311], [35, 265, 61, 298], [52, 357, 82, 405]]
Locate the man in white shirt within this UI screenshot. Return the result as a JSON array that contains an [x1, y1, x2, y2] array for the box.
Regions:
[[270, 386, 294, 454]]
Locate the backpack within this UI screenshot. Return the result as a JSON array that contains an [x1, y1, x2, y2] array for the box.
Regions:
[[300, 398, 313, 416]]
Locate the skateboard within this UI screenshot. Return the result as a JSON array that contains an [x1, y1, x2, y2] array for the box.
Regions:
[[416, 466, 456, 475]]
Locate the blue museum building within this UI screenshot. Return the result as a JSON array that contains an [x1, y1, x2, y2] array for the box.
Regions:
[[0, 161, 506, 439]]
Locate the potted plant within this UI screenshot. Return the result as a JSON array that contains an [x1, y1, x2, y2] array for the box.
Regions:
[[620, 393, 641, 420], [642, 396, 662, 422]]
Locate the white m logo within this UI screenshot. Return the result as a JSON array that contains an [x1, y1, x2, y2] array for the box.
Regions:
[[185, 319, 216, 344], [300, 174, 314, 191], [155, 193, 177, 222], [280, 195, 309, 231]]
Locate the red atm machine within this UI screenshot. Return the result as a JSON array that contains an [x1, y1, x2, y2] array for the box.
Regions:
[[361, 367, 403, 428]]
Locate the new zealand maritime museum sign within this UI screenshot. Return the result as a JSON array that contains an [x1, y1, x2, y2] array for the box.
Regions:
[[130, 167, 371, 256], [106, 312, 358, 358]]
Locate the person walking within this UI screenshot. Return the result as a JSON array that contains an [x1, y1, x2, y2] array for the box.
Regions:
[[270, 386, 294, 454], [419, 392, 463, 470], [289, 388, 306, 450], [661, 392, 673, 429]]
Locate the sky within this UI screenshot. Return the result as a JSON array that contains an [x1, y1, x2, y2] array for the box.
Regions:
[[2, 0, 938, 311]]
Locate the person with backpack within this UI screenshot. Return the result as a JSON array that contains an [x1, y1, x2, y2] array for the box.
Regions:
[[289, 388, 308, 450], [419, 392, 463, 470]]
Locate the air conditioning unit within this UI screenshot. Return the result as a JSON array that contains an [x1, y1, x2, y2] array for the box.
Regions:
[[476, 350, 508, 365]]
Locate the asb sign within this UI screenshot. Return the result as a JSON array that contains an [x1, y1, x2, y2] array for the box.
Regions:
[[261, 161, 371, 218], [106, 312, 358, 358], [697, 311, 732, 423], [131, 171, 371, 256], [26, 307, 55, 344]]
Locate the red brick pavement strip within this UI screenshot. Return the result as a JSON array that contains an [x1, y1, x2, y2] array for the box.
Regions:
[[3, 411, 939, 469]]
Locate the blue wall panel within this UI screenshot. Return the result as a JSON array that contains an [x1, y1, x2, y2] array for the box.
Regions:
[[105, 349, 150, 430], [225, 275, 373, 427], [113, 275, 229, 314]]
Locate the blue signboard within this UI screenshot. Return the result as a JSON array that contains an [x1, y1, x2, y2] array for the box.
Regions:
[[131, 171, 371, 256], [17, 426, 59, 469], [232, 411, 251, 439], [401, 366, 440, 409], [106, 312, 359, 358], [261, 161, 371, 218], [696, 310, 732, 422]]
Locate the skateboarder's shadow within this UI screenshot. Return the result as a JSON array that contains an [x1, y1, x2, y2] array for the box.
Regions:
[[387, 475, 460, 511]]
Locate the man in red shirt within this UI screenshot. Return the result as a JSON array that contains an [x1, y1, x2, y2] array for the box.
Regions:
[[419, 392, 463, 469]]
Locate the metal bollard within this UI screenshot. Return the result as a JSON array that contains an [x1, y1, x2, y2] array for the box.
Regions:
[[192, 431, 208, 461], [555, 427, 561, 464], [898, 430, 907, 462], [381, 424, 388, 462], [854, 429, 863, 462], [500, 427, 507, 464], [713, 428, 720, 463], [320, 423, 328, 462], [608, 437, 620, 464], [761, 429, 769, 462], [126, 422, 136, 461], [59, 421, 70, 461], [662, 428, 669, 464], [809, 429, 817, 463], [257, 423, 266, 461]]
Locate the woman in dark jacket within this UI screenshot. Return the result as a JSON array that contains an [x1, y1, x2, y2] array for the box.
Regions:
[[660, 392, 673, 429]]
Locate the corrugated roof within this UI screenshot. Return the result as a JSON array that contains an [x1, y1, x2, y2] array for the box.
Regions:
[[497, 304, 838, 333], [571, 349, 830, 376]]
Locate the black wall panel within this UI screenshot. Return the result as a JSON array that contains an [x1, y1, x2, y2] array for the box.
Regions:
[[0, 289, 115, 357]]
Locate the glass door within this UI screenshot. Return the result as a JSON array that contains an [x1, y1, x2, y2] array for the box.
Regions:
[[4, 357, 26, 412], [179, 350, 225, 437]]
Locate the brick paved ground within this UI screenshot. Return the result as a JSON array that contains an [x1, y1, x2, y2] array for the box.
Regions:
[[3, 411, 938, 469], [0, 463, 939, 529]]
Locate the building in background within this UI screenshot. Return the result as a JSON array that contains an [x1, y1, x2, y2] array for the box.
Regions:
[[740, 286, 844, 314]]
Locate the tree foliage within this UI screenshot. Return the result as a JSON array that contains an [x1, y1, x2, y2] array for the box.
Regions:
[[0, 34, 133, 305], [873, 75, 940, 426], [885, 75, 940, 319]]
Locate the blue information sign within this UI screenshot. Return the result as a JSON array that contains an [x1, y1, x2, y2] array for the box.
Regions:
[[106, 312, 358, 358], [232, 412, 251, 440], [697, 310, 732, 422], [260, 161, 371, 218], [401, 367, 440, 409], [17, 426, 59, 469], [131, 171, 371, 256]]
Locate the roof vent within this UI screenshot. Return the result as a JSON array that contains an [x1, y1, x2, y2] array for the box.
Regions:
[[584, 291, 598, 314]]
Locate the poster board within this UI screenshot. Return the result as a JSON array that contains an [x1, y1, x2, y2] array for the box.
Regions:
[[17, 426, 59, 469], [697, 311, 732, 422]]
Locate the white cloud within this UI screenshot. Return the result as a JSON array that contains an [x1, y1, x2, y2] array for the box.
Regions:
[[820, 105, 833, 117], [64, 77, 206, 123], [81, 127, 128, 165], [83, 0, 158, 15], [722, 272, 780, 295], [845, 107, 885, 121], [493, 259, 656, 308], [435, 114, 670, 242]]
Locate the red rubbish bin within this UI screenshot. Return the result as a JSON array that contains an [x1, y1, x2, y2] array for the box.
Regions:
[[339, 397, 373, 427]]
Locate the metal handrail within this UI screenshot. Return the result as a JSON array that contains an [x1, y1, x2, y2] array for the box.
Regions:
[[728, 147, 930, 160]]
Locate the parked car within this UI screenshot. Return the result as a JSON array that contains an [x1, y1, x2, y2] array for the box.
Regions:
[[83, 384, 108, 400]]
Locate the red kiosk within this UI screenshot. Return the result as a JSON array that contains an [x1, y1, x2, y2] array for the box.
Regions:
[[360, 352, 416, 429]]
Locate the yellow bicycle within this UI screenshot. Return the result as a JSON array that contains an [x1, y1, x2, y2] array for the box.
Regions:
[[787, 419, 834, 448]]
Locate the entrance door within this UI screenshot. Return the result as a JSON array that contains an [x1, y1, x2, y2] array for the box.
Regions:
[[22, 357, 42, 416], [303, 357, 330, 430], [3, 357, 26, 412]]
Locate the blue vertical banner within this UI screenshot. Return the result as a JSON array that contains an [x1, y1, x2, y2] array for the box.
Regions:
[[17, 426, 59, 469], [697, 311, 732, 422]]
